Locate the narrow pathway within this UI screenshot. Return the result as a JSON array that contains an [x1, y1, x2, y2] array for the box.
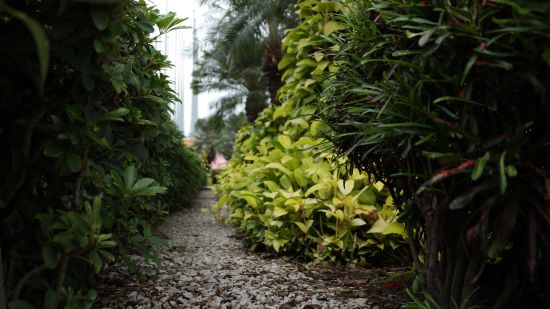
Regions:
[[94, 189, 406, 308]]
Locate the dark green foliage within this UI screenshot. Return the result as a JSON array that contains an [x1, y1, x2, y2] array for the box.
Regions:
[[145, 121, 207, 208], [319, 1, 549, 307], [0, 0, 205, 306]]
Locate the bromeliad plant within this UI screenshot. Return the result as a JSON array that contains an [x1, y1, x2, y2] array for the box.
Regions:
[[213, 0, 409, 265], [319, 0, 550, 307]]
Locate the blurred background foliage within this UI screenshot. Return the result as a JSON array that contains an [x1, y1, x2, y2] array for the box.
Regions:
[[193, 113, 247, 161], [0, 0, 206, 307]]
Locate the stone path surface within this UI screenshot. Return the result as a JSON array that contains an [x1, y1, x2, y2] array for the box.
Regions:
[[94, 189, 407, 309]]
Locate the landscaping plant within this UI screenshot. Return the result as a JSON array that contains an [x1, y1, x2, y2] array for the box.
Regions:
[[0, 0, 205, 307], [193, 0, 297, 121], [214, 0, 409, 265], [318, 0, 550, 307]]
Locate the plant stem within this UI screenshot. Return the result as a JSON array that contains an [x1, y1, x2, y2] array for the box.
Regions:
[[13, 264, 48, 300], [406, 226, 421, 269], [55, 254, 69, 293], [74, 144, 89, 210]]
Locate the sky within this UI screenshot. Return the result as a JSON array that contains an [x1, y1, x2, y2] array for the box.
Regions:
[[149, 0, 221, 136]]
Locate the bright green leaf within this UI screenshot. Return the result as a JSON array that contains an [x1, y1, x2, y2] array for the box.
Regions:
[[294, 220, 313, 233], [338, 179, 354, 196], [278, 135, 292, 149], [506, 164, 517, 177], [242, 195, 258, 208], [272, 206, 288, 218], [472, 152, 490, 180], [367, 218, 388, 234], [265, 163, 292, 176], [350, 218, 367, 227], [382, 222, 406, 236], [358, 189, 376, 205], [323, 21, 344, 35]]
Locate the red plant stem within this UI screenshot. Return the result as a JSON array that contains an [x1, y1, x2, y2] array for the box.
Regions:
[[423, 160, 476, 188]]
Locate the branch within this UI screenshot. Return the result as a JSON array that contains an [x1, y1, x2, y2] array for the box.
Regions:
[[55, 254, 69, 293], [13, 264, 49, 300], [406, 226, 421, 270], [73, 144, 89, 211]]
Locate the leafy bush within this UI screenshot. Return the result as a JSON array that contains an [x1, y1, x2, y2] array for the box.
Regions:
[[147, 121, 207, 208], [318, 0, 550, 307], [213, 0, 408, 265], [0, 0, 205, 306]]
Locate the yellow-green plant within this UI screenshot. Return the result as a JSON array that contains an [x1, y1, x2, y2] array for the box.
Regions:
[[213, 0, 408, 264]]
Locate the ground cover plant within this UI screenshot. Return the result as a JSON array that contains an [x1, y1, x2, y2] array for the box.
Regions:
[[213, 0, 409, 265], [0, 0, 205, 307], [317, 0, 550, 307]]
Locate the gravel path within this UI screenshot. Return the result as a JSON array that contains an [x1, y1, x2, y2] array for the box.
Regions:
[[94, 189, 406, 308]]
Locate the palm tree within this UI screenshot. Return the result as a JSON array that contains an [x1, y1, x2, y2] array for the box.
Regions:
[[193, 113, 248, 160], [194, 0, 296, 121]]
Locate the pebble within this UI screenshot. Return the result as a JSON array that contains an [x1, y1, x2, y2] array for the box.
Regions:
[[94, 190, 370, 308]]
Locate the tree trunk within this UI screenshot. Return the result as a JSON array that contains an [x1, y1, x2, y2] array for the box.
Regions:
[[245, 92, 268, 122], [261, 40, 283, 106]]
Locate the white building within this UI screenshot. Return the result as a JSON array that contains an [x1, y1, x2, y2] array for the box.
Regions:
[[151, 0, 215, 137]]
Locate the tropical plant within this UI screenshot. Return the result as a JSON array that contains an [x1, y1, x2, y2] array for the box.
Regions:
[[0, 0, 206, 306], [193, 112, 248, 160], [192, 32, 268, 121], [213, 0, 409, 265], [318, 0, 550, 307], [193, 0, 296, 121], [214, 105, 408, 263]]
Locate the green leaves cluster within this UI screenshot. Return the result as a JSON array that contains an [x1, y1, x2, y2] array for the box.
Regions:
[[215, 105, 407, 264], [213, 0, 408, 265], [312, 0, 550, 307], [0, 0, 205, 307]]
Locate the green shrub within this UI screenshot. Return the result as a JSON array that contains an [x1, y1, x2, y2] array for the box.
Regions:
[[0, 0, 205, 306], [213, 0, 409, 265], [319, 0, 550, 307], [215, 105, 408, 264]]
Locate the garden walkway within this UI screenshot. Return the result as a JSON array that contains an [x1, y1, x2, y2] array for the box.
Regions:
[[94, 189, 406, 309]]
